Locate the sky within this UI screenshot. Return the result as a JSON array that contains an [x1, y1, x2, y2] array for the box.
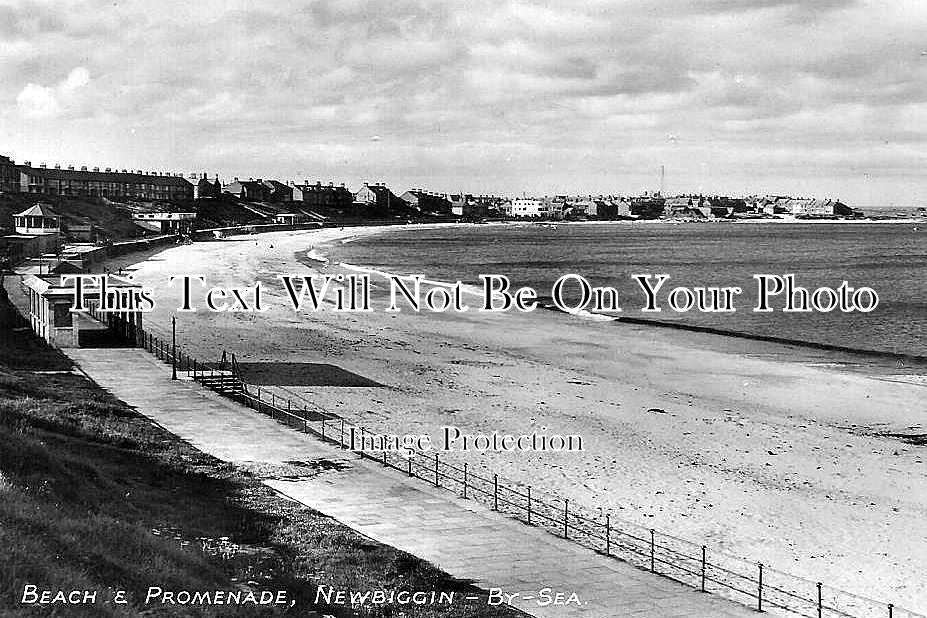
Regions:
[[1, 0, 926, 205]]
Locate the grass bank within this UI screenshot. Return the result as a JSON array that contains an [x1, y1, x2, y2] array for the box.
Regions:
[[0, 296, 521, 617]]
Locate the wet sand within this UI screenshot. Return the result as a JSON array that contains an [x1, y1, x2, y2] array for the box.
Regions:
[[122, 226, 927, 612]]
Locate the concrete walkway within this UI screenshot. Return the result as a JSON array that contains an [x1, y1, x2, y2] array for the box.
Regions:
[[68, 348, 757, 618]]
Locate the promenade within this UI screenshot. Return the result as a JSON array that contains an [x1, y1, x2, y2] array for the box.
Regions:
[[68, 348, 757, 618]]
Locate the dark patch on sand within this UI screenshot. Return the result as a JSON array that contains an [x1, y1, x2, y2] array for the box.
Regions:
[[237, 361, 385, 387]]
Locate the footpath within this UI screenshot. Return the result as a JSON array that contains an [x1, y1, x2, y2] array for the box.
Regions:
[[68, 348, 757, 618]]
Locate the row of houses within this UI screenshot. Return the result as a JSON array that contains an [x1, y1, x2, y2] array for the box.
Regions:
[[495, 193, 854, 220], [2, 155, 853, 219], [748, 196, 854, 217], [207, 175, 503, 217], [1, 156, 193, 201]]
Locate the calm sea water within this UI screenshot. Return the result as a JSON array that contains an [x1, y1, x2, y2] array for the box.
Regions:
[[332, 222, 927, 357]]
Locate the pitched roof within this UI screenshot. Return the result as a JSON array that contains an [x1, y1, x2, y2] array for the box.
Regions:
[[14, 203, 58, 218], [262, 180, 290, 191], [361, 183, 396, 197], [20, 166, 192, 187]]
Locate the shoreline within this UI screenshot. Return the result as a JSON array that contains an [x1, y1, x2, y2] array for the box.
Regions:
[[302, 223, 926, 368]]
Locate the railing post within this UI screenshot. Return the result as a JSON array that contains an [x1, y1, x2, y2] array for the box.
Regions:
[[527, 486, 532, 525], [382, 448, 387, 467], [816, 582, 822, 618], [701, 546, 707, 592], [320, 414, 325, 440], [408, 452, 413, 477], [463, 463, 468, 499], [340, 419, 345, 449], [493, 474, 498, 511], [605, 514, 610, 556], [650, 529, 655, 572], [889, 603, 894, 618], [434, 453, 439, 487], [757, 562, 763, 612], [171, 316, 177, 380], [564, 499, 569, 539]]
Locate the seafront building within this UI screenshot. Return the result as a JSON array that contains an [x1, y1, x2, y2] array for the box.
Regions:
[[749, 196, 853, 217], [0, 156, 193, 201], [399, 189, 452, 214], [191, 173, 222, 199], [131, 212, 196, 235], [0, 156, 20, 193], [354, 182, 402, 210], [509, 197, 545, 217], [222, 178, 272, 201], [1, 152, 863, 225], [13, 203, 61, 236], [291, 181, 354, 210]]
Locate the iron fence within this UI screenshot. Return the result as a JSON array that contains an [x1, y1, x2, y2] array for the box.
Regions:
[[126, 320, 923, 618]]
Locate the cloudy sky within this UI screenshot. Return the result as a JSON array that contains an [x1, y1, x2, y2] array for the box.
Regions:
[[1, 0, 926, 204]]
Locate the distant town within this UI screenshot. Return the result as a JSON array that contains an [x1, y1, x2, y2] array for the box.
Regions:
[[1, 152, 923, 270]]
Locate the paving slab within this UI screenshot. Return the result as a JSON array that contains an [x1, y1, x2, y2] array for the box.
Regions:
[[68, 348, 760, 618]]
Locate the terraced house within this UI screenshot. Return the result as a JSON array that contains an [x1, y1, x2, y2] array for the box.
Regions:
[[292, 181, 354, 210], [1, 156, 193, 201], [0, 156, 21, 193]]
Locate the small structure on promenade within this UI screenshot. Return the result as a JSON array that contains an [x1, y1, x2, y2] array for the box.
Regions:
[[14, 203, 61, 235], [2, 203, 63, 266], [132, 211, 196, 235], [20, 275, 144, 348]]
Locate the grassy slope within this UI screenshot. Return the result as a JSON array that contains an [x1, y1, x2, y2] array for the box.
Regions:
[[0, 193, 142, 241], [0, 299, 520, 617], [193, 197, 267, 228]]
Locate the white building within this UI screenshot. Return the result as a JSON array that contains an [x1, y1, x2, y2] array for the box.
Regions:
[[14, 203, 60, 235], [510, 197, 544, 217]]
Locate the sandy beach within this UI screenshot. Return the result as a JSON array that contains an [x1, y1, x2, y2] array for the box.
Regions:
[[116, 226, 927, 612]]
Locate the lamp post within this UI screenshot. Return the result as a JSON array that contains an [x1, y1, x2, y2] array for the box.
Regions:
[[171, 315, 177, 380]]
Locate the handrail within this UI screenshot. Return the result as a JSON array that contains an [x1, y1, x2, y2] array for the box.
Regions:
[[117, 318, 923, 618]]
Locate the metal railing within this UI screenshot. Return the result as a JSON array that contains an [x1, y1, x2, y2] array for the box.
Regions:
[[123, 320, 923, 618]]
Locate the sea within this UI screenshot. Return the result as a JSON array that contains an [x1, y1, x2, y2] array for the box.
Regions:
[[332, 221, 926, 359]]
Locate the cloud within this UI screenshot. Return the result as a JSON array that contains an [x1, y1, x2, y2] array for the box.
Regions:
[[1, 0, 926, 203], [15, 83, 60, 117], [15, 66, 91, 118]]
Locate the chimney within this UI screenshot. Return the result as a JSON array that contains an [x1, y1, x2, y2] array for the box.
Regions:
[[80, 166, 87, 171]]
